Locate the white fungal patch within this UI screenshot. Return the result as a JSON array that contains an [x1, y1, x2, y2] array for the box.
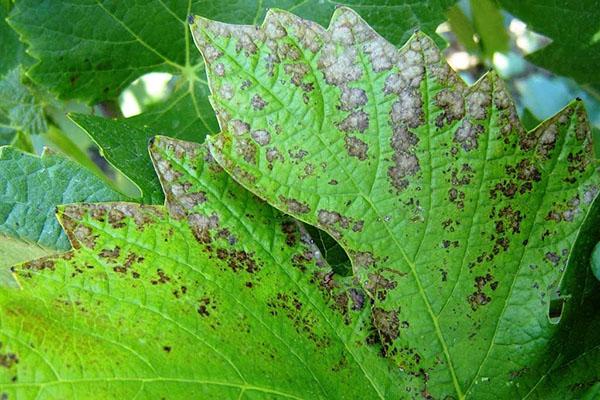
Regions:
[[214, 63, 225, 77], [435, 88, 465, 126], [454, 120, 483, 151], [583, 185, 599, 204], [251, 94, 267, 110], [467, 76, 492, 120], [251, 130, 271, 146], [391, 90, 423, 129], [219, 83, 234, 100], [338, 111, 370, 133], [319, 46, 363, 85], [229, 119, 250, 136], [340, 87, 368, 111]]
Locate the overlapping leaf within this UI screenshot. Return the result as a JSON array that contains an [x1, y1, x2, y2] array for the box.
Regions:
[[0, 69, 46, 136], [498, 0, 600, 88], [11, 0, 458, 204], [191, 8, 600, 398], [0, 138, 403, 399], [0, 146, 127, 266]]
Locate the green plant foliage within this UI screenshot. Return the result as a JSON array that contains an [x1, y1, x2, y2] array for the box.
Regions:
[[593, 243, 600, 281], [70, 77, 221, 203], [1, 5, 599, 400], [0, 3, 28, 76], [194, 8, 599, 398], [498, 0, 600, 87], [469, 0, 508, 58], [0, 137, 403, 399], [10, 0, 457, 205], [0, 68, 46, 136], [8, 0, 455, 103], [0, 146, 128, 265]]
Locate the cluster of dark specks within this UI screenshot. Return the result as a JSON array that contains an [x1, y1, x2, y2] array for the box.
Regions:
[[468, 273, 497, 311], [215, 248, 261, 274], [279, 195, 310, 214], [197, 297, 215, 317], [317, 209, 364, 239], [365, 272, 397, 301], [0, 343, 18, 369], [267, 291, 329, 347]]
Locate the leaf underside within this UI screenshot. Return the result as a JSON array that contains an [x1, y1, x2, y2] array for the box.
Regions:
[[0, 146, 127, 255]]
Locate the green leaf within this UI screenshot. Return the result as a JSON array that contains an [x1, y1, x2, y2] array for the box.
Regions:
[[447, 5, 479, 53], [9, 0, 457, 204], [70, 76, 220, 204], [0, 3, 28, 76], [0, 68, 47, 136], [498, 0, 600, 86], [0, 146, 128, 254], [592, 243, 600, 281], [525, 195, 600, 399], [470, 0, 509, 58], [0, 137, 403, 399], [9, 0, 455, 104], [194, 8, 600, 397]]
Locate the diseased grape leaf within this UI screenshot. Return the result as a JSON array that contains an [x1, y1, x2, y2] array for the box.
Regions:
[[69, 77, 219, 204], [9, 0, 457, 205], [193, 8, 600, 398], [0, 137, 404, 399], [0, 146, 128, 264], [498, 0, 600, 87]]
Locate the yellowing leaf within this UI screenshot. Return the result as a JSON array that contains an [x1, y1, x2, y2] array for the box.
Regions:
[[192, 8, 600, 398], [0, 138, 403, 399]]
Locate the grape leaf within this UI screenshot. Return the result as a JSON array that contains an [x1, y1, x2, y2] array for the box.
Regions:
[[498, 0, 600, 87], [193, 8, 600, 398], [8, 0, 455, 103], [0, 137, 403, 399], [0, 68, 47, 136], [0, 3, 28, 76], [593, 242, 600, 281], [9, 0, 457, 205], [0, 146, 128, 264], [69, 77, 219, 204]]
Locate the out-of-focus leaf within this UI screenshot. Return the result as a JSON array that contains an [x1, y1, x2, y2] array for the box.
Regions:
[[0, 68, 47, 135], [592, 242, 600, 281], [0, 4, 28, 75], [520, 108, 541, 131], [471, 0, 509, 58], [9, 130, 34, 153], [447, 4, 479, 52], [8, 0, 456, 104], [498, 0, 600, 86]]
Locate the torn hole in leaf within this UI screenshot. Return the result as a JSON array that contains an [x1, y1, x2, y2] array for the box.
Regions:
[[548, 292, 566, 324], [303, 224, 352, 276], [119, 72, 177, 117]]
